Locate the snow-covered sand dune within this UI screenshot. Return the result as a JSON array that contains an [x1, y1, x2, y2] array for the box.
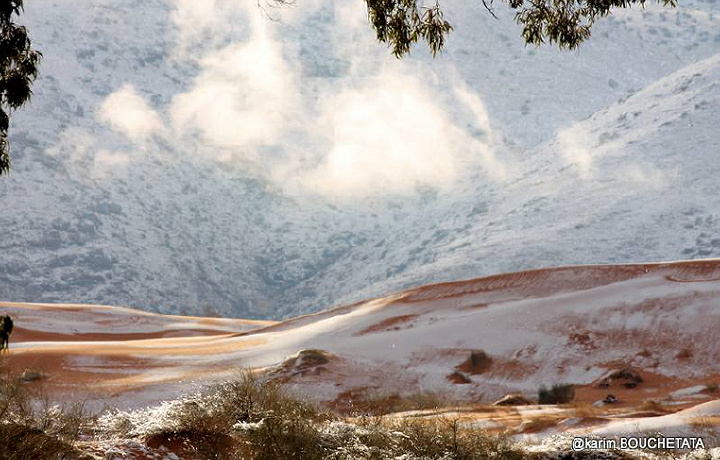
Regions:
[[1, 259, 718, 414]]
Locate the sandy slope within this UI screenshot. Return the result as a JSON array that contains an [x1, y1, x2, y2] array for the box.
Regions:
[[1, 260, 719, 417]]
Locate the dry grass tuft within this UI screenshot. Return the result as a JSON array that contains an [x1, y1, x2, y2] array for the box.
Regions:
[[516, 416, 557, 434], [638, 399, 670, 415], [570, 402, 603, 418], [99, 370, 524, 459], [330, 386, 454, 416], [702, 383, 718, 394]]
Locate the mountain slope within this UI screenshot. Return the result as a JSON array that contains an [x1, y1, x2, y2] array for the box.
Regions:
[[0, 0, 719, 318]]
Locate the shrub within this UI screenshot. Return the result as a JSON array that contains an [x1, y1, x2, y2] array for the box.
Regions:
[[99, 370, 525, 459], [537, 384, 575, 404], [331, 387, 453, 416], [389, 417, 523, 460], [99, 370, 324, 459], [0, 366, 90, 459], [456, 349, 493, 375], [0, 423, 81, 460], [639, 399, 669, 414]]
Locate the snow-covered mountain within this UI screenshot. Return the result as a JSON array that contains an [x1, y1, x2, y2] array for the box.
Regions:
[[0, 0, 719, 319]]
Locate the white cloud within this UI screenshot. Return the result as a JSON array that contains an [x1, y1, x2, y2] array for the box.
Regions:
[[276, 67, 500, 197], [45, 128, 132, 181], [169, 16, 298, 165], [98, 84, 164, 143], [161, 0, 506, 197], [556, 124, 594, 178]]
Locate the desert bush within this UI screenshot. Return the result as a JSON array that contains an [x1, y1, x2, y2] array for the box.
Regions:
[[0, 369, 31, 423], [537, 384, 575, 404], [570, 402, 603, 418], [0, 423, 81, 460], [389, 417, 523, 460], [306, 416, 522, 460], [0, 366, 90, 459], [470, 350, 491, 369], [99, 370, 324, 459], [336, 389, 452, 416], [638, 399, 669, 414], [99, 371, 523, 459], [455, 349, 493, 375], [402, 390, 451, 412], [239, 412, 325, 460]]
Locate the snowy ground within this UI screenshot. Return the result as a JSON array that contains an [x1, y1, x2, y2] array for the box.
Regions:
[[2, 260, 718, 443]]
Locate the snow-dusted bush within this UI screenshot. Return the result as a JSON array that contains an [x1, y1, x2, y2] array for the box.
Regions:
[[96, 372, 524, 459]]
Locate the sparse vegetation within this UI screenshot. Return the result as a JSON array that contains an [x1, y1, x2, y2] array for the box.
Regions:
[[0, 364, 518, 459], [703, 383, 718, 394], [2, 363, 718, 458], [570, 402, 602, 418], [97, 370, 523, 459], [516, 416, 557, 434], [0, 365, 91, 459], [1, 0, 42, 176], [597, 368, 644, 389], [638, 399, 670, 414], [537, 383, 575, 404], [330, 386, 456, 416], [492, 394, 532, 406], [688, 416, 717, 432], [456, 349, 493, 375]]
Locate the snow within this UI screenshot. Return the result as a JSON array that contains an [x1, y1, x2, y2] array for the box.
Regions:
[[5, 261, 719, 410], [671, 386, 711, 398], [0, 0, 718, 320], [583, 400, 720, 437], [1, 301, 271, 337]]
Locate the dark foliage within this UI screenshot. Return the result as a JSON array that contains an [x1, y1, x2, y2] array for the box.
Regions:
[[0, 365, 90, 460], [538, 383, 575, 404], [359, 0, 675, 57], [365, 0, 453, 57], [1, 0, 41, 175]]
